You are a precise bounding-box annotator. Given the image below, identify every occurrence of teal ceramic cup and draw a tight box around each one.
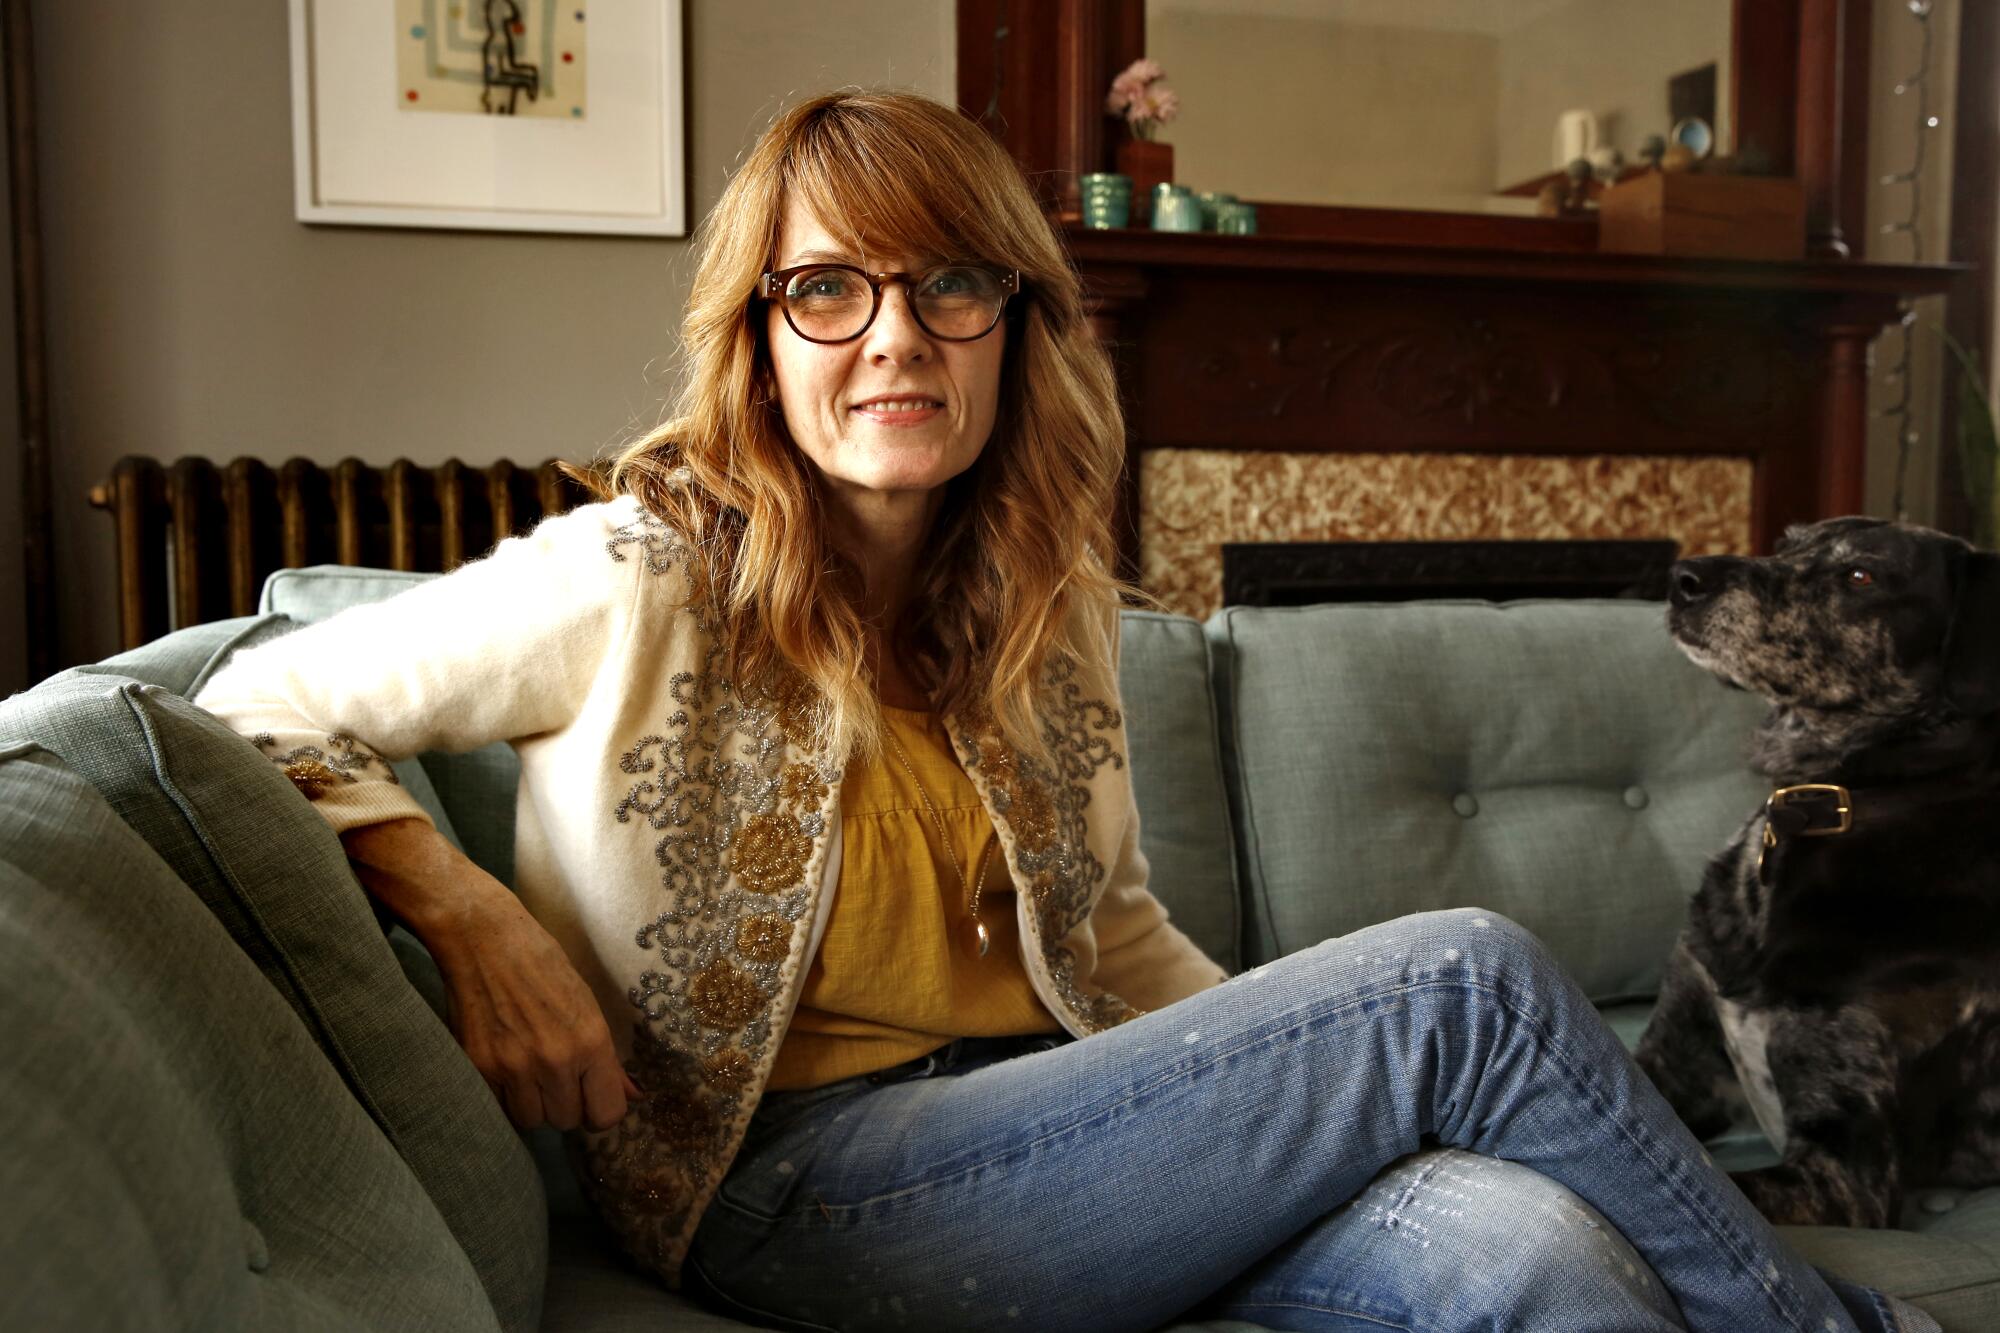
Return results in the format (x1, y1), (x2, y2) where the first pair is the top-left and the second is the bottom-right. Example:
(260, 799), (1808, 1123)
(1196, 191), (1239, 230)
(1151, 184), (1202, 233)
(1080, 172), (1133, 229)
(1215, 201), (1259, 235)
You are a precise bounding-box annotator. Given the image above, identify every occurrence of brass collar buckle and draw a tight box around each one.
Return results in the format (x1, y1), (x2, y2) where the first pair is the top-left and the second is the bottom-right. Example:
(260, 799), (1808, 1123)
(1757, 782), (1853, 883)
(1765, 782), (1854, 837)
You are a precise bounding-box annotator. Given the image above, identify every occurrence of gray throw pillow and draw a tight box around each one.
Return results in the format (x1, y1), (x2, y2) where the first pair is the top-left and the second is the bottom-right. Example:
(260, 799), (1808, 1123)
(0, 678), (546, 1333)
(0, 743), (498, 1332)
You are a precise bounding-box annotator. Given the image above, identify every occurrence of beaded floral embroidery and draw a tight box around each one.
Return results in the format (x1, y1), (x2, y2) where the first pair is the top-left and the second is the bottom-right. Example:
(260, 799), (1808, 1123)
(251, 731), (401, 801)
(604, 503), (693, 574)
(578, 507), (842, 1278)
(952, 653), (1145, 1034)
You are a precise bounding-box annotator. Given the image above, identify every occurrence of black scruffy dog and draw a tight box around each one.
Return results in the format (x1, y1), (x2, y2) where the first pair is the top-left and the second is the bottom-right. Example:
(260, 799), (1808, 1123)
(1635, 516), (2000, 1228)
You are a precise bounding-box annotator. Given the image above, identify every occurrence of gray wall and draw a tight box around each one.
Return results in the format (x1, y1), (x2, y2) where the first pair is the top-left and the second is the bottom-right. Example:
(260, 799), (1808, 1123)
(0, 78), (18, 701)
(33, 0), (952, 674)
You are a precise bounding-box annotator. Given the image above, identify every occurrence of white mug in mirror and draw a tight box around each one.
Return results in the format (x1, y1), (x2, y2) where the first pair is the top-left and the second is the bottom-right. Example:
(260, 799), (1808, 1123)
(1143, 0), (1732, 217)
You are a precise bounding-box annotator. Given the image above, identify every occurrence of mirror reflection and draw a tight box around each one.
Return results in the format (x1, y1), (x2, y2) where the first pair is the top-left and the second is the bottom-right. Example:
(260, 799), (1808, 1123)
(1145, 0), (1733, 216)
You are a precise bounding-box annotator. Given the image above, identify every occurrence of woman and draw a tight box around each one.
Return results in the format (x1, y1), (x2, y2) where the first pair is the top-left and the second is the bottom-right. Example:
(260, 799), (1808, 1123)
(195, 91), (1934, 1333)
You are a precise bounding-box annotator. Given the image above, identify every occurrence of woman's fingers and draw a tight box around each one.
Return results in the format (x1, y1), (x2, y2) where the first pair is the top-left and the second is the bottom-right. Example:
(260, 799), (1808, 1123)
(501, 1006), (610, 1131)
(539, 1066), (585, 1131)
(434, 894), (630, 1132)
(583, 1057), (634, 1132)
(501, 1077), (546, 1131)
(346, 828), (634, 1134)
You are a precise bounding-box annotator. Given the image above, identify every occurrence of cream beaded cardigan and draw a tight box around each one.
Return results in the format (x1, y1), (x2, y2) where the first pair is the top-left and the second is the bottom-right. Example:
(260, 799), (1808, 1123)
(193, 494), (1228, 1289)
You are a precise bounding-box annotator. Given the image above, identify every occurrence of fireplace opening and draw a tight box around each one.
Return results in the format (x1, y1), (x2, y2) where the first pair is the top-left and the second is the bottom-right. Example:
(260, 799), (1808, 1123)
(1221, 539), (1680, 608)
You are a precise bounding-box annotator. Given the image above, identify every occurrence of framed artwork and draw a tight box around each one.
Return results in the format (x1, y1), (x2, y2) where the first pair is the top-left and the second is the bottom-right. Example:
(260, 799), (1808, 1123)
(289, 0), (686, 236)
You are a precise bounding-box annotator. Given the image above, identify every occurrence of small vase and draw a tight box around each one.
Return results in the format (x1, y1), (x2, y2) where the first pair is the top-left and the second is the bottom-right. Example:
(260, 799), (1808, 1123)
(1078, 172), (1132, 229)
(1151, 186), (1202, 233)
(1215, 201), (1259, 236)
(1116, 138), (1174, 224)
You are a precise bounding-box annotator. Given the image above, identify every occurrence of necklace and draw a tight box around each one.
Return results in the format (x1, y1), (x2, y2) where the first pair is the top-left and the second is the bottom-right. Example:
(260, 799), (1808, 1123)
(882, 721), (996, 961)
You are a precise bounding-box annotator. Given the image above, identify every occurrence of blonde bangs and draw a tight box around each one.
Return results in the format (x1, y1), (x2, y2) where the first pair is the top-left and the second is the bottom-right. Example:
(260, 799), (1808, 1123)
(783, 109), (998, 272)
(570, 91), (1130, 766)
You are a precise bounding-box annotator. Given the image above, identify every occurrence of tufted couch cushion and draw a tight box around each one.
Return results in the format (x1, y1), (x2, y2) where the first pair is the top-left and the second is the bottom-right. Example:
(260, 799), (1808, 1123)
(1208, 598), (1769, 999)
(0, 665), (547, 1332)
(1106, 610), (1242, 974)
(0, 743), (499, 1331)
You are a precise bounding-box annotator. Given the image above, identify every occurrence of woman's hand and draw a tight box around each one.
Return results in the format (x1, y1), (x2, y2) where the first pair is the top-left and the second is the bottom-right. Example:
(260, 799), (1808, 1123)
(426, 890), (644, 1132)
(341, 818), (643, 1132)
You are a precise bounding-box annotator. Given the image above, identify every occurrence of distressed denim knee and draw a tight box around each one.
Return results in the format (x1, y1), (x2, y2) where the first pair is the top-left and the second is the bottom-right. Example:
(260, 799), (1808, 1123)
(1406, 1148), (1681, 1328)
(1413, 906), (1549, 968)
(1313, 907), (1565, 998)
(1266, 1147), (1686, 1332)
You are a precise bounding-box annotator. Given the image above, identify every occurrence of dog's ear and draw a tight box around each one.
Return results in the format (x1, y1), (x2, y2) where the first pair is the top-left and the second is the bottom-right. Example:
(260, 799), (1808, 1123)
(1944, 551), (2000, 715)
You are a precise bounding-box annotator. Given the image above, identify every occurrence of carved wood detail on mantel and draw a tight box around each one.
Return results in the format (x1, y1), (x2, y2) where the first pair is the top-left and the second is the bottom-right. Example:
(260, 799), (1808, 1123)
(1172, 316), (1805, 436)
(1183, 318), (1573, 428)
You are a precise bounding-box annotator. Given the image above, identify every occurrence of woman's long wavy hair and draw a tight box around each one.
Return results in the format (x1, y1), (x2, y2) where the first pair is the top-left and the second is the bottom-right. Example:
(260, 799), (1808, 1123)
(572, 90), (1129, 762)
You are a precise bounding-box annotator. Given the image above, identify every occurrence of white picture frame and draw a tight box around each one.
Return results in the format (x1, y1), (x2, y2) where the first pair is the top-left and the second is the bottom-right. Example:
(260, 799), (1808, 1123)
(289, 0), (686, 236)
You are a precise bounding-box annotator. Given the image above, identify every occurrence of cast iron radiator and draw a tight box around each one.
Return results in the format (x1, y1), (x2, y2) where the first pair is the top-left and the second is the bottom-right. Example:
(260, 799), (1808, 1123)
(89, 456), (593, 651)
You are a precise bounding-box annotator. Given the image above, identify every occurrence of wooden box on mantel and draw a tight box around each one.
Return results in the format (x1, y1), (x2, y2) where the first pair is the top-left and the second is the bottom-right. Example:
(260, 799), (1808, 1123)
(1597, 172), (1805, 261)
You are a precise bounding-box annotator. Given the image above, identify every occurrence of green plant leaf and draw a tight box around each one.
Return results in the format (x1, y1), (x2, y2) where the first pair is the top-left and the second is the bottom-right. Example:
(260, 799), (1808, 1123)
(1964, 365), (2000, 548)
(1929, 322), (2000, 546)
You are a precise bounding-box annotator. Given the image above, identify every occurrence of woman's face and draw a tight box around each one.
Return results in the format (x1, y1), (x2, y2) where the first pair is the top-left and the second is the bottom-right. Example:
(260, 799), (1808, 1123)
(764, 199), (1006, 509)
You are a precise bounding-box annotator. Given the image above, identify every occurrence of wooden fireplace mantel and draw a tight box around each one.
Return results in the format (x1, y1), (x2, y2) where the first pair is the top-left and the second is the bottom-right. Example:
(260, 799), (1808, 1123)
(1062, 222), (1963, 580)
(1062, 226), (1961, 300)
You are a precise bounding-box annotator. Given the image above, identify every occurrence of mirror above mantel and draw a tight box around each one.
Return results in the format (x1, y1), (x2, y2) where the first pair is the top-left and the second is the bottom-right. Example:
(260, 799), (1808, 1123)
(1145, 0), (1732, 218)
(958, 0), (1867, 257)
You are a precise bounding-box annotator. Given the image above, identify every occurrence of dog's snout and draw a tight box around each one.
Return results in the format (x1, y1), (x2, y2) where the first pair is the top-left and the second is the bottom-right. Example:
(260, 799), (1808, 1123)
(1670, 557), (1735, 609)
(1671, 565), (1709, 607)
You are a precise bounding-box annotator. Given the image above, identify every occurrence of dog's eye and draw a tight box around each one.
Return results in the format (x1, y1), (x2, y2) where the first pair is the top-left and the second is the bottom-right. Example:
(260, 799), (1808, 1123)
(1846, 567), (1875, 587)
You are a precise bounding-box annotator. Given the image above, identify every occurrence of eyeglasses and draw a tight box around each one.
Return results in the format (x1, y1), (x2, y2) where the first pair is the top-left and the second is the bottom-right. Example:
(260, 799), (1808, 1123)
(759, 263), (1022, 345)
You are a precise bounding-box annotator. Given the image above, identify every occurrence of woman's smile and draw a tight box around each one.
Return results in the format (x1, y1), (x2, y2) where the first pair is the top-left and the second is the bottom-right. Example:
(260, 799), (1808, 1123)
(850, 394), (945, 426)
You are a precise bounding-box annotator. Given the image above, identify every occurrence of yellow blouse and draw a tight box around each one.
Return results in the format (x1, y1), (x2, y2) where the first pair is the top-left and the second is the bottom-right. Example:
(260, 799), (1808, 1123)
(766, 705), (1062, 1091)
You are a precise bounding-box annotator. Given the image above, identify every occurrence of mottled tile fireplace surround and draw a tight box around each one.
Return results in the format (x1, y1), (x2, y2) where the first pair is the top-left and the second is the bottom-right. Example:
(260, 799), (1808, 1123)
(1139, 450), (1751, 619)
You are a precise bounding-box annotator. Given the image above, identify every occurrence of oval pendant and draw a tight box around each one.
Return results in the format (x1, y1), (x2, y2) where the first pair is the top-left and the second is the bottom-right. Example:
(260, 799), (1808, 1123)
(962, 916), (992, 961)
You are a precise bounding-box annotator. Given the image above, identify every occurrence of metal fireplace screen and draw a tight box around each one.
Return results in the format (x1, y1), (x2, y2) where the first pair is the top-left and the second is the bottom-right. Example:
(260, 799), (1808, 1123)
(1220, 540), (1679, 608)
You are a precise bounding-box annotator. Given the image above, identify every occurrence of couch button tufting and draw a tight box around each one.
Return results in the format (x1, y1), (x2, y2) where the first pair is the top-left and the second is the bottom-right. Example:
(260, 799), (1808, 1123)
(1622, 786), (1649, 810)
(244, 1222), (270, 1273)
(1922, 1191), (1958, 1215)
(1451, 793), (1478, 818)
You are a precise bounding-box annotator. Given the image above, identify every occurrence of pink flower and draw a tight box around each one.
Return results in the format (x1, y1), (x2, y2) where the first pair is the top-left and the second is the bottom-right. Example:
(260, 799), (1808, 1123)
(1106, 57), (1169, 116)
(1145, 88), (1180, 125)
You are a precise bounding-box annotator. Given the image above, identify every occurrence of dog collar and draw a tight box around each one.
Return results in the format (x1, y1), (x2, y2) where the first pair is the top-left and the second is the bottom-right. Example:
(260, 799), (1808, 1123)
(1764, 782), (1853, 837)
(1756, 783), (1852, 884)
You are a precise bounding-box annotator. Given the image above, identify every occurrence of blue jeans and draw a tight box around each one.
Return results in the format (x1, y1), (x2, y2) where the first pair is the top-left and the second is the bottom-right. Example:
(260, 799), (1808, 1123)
(685, 909), (1937, 1333)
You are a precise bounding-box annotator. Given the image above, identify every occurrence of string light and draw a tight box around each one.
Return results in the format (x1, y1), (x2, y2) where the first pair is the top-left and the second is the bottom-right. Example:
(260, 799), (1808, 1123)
(1879, 0), (1936, 521)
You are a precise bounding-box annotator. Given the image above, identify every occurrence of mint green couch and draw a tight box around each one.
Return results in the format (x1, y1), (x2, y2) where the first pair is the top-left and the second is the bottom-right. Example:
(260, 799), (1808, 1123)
(1, 567), (1992, 1331)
